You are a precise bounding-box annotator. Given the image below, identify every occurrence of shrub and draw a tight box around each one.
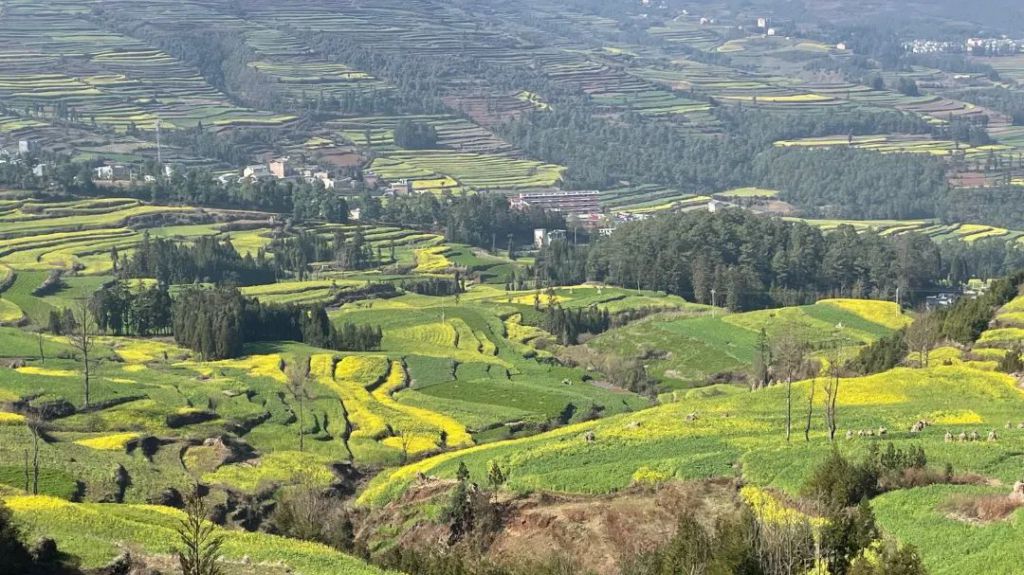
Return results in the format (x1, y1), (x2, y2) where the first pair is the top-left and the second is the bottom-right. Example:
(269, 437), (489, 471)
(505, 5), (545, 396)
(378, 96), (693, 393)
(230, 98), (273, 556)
(996, 345), (1024, 373)
(821, 500), (879, 575)
(848, 540), (928, 575)
(801, 449), (879, 511)
(269, 483), (356, 552)
(848, 331), (907, 375)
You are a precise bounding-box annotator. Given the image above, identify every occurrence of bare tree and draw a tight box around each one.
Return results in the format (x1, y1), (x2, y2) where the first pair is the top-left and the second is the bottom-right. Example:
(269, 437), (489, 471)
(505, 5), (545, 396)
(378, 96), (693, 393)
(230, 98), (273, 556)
(66, 299), (96, 408)
(823, 336), (843, 442)
(773, 329), (809, 442)
(803, 376), (816, 442)
(753, 516), (816, 575)
(904, 311), (941, 368)
(398, 429), (419, 464)
(751, 327), (772, 390)
(26, 417), (44, 495)
(286, 355), (311, 453)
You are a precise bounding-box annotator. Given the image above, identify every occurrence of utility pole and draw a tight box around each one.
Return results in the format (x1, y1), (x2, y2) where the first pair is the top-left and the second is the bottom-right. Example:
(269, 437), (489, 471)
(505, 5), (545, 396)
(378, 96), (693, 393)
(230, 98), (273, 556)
(711, 288), (717, 317)
(896, 287), (901, 310)
(156, 118), (162, 165)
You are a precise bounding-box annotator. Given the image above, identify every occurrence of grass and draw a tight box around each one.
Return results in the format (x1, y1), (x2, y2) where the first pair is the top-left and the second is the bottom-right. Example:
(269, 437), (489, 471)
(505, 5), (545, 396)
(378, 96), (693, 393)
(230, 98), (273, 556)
(203, 451), (337, 492)
(0, 297), (24, 324)
(873, 485), (1024, 575)
(588, 298), (905, 388)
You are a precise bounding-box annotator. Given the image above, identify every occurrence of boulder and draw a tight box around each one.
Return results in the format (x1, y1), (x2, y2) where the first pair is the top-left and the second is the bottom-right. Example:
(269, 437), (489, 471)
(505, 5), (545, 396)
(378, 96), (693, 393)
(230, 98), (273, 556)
(1011, 481), (1024, 503)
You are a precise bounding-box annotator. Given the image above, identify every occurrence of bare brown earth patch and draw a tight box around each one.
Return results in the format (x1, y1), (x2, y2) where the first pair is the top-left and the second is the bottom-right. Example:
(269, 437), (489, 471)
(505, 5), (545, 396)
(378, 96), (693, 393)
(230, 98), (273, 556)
(358, 478), (743, 575)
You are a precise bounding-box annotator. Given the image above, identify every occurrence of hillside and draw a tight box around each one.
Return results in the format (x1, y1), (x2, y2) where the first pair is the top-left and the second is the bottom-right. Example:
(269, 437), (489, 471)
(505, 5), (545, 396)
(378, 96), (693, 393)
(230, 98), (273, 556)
(3, 491), (396, 575)
(4, 0), (1024, 572)
(587, 298), (909, 388)
(361, 361), (1024, 574)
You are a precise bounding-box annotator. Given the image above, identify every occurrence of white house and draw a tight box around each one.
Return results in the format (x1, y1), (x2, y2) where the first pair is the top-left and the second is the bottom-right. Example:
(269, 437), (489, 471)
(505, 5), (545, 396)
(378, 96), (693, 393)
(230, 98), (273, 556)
(242, 164), (272, 180)
(94, 164), (130, 180)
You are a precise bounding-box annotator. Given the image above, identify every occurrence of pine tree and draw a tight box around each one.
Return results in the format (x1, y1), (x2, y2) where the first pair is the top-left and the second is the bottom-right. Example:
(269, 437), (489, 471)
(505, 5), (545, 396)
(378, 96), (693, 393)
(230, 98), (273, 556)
(177, 489), (224, 575)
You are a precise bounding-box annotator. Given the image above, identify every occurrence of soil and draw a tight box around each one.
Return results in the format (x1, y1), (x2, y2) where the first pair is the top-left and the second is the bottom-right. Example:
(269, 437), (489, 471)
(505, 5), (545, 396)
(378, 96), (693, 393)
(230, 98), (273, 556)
(359, 477), (744, 575)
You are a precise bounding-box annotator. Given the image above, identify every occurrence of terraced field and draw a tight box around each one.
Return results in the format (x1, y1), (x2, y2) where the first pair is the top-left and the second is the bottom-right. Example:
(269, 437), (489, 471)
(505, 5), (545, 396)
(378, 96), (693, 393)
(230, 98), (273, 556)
(0, 1), (294, 134)
(775, 134), (1013, 157)
(3, 1), (1024, 572)
(793, 218), (1024, 244)
(333, 115), (512, 155)
(0, 198), (273, 283)
(369, 150), (564, 191)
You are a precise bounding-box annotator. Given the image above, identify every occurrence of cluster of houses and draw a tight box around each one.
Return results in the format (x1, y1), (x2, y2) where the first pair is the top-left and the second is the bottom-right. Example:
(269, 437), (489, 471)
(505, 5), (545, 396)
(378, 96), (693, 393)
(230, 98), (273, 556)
(510, 190), (666, 241)
(0, 140), (48, 177)
(217, 156), (356, 190)
(0, 139), (63, 178)
(93, 163), (174, 183)
(905, 37), (1022, 56)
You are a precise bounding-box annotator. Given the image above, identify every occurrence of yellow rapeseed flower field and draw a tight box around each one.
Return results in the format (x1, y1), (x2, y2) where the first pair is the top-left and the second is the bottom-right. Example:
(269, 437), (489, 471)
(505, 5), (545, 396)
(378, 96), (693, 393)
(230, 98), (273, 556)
(413, 245), (451, 273)
(818, 299), (911, 330)
(0, 411), (26, 425)
(74, 432), (140, 450)
(15, 366), (77, 377)
(741, 485), (825, 528)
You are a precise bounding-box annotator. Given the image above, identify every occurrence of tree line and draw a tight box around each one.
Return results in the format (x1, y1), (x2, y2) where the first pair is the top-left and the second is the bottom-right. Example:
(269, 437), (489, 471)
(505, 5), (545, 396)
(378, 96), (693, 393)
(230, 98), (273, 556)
(355, 192), (566, 250)
(116, 234), (276, 286)
(539, 210), (952, 310)
(171, 286), (382, 360)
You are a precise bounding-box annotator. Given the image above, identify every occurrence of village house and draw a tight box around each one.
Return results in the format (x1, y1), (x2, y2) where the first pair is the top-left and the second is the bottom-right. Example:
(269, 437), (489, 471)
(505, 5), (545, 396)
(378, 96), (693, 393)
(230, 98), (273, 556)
(269, 157), (289, 179)
(94, 164), (130, 181)
(509, 190), (601, 215)
(242, 164), (273, 181)
(533, 228), (567, 249)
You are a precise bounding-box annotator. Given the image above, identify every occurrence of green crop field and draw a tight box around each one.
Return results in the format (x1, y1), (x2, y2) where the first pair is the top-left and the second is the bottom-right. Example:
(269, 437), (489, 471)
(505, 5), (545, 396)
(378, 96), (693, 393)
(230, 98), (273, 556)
(360, 362), (1024, 501)
(588, 299), (908, 387)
